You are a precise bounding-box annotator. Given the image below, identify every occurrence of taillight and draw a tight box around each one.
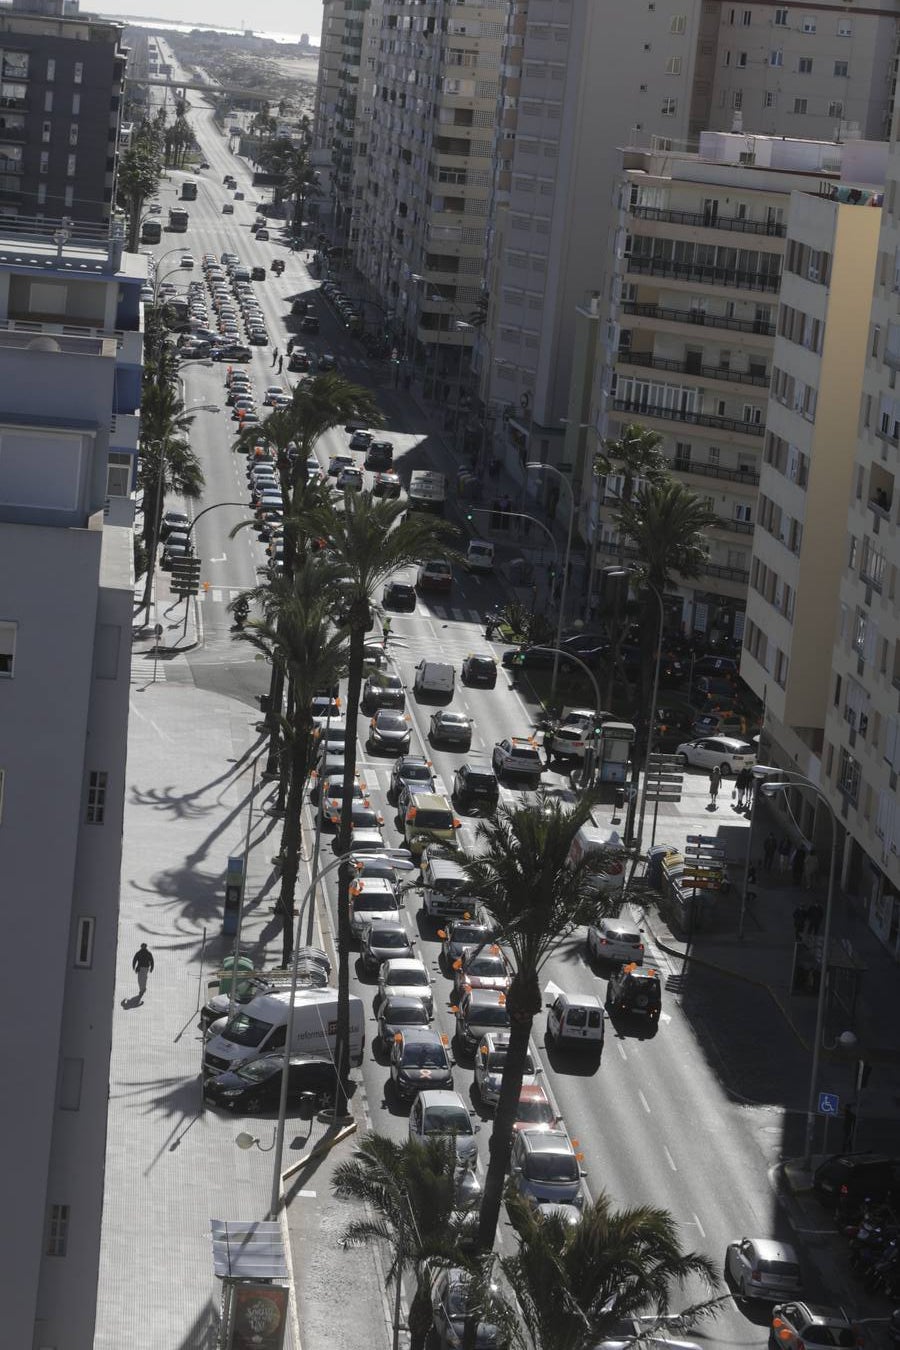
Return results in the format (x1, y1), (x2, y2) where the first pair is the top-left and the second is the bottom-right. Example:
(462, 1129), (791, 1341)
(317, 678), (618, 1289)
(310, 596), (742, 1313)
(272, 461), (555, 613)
(840, 1183), (850, 1197)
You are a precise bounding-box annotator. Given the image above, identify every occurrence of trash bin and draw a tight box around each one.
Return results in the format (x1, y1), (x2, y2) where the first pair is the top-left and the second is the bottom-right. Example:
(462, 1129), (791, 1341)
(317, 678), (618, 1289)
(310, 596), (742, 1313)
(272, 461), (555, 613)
(646, 845), (671, 890)
(219, 955), (254, 996)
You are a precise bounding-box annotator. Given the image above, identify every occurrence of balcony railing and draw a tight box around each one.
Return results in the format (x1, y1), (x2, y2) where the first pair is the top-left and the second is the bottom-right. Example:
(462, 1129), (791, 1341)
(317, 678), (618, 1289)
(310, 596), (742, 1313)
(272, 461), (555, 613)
(631, 204), (787, 237)
(593, 538), (749, 583)
(619, 349), (770, 387)
(715, 516), (755, 535)
(611, 398), (765, 437)
(620, 300), (776, 338)
(624, 255), (781, 292)
(672, 458), (760, 485)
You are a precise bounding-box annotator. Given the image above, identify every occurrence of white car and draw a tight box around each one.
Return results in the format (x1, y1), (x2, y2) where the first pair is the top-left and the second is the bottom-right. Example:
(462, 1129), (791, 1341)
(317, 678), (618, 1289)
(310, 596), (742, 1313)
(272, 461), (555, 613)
(377, 957), (434, 1015)
(348, 877), (401, 941)
(408, 1089), (479, 1163)
(585, 916), (645, 966)
(676, 735), (756, 775)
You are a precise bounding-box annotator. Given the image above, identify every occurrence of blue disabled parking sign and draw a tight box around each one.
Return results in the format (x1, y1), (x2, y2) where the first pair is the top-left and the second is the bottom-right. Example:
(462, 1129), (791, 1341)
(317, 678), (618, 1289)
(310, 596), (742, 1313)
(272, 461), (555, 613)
(818, 1091), (840, 1116)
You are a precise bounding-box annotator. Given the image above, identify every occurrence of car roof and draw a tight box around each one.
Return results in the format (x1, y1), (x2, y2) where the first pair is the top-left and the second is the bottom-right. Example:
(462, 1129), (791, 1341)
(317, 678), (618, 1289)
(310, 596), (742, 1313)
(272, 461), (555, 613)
(383, 957), (427, 974)
(465, 987), (506, 1005)
(418, 1089), (466, 1108)
(744, 1238), (799, 1261)
(556, 990), (603, 1009)
(411, 791), (452, 810)
(519, 1128), (571, 1152)
(381, 994), (428, 1012)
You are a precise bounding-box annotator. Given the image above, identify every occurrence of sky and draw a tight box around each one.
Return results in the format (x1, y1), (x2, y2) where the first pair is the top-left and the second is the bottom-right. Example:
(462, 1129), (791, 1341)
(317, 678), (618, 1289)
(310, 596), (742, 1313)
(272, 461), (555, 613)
(100, 0), (323, 42)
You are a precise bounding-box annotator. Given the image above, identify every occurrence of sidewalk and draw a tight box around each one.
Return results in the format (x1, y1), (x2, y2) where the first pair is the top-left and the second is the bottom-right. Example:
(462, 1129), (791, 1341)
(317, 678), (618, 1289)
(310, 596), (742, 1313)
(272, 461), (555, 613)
(94, 581), (390, 1350)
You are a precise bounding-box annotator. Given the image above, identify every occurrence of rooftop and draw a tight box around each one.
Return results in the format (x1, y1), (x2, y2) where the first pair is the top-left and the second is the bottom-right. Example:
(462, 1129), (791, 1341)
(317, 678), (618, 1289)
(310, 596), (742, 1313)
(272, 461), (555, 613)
(0, 216), (147, 279)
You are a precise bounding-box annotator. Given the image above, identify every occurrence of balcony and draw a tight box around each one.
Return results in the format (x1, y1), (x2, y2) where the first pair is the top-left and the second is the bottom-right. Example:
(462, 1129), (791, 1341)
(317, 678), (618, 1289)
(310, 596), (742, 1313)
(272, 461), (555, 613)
(631, 204), (787, 237)
(611, 398), (765, 437)
(593, 538), (749, 583)
(672, 457), (760, 485)
(621, 300), (775, 338)
(714, 516), (755, 535)
(619, 350), (769, 388)
(624, 256), (781, 292)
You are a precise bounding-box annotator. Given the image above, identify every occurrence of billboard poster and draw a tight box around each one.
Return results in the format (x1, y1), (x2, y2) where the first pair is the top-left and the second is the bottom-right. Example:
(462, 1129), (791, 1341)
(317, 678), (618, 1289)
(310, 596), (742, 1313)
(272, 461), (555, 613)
(229, 1283), (289, 1350)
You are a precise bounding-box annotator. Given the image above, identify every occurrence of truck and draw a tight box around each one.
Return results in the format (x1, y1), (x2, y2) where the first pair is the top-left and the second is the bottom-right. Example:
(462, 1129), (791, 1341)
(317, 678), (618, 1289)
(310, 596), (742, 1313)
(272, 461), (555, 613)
(181, 179), (198, 201)
(407, 469), (447, 515)
(168, 206), (189, 233)
(140, 218), (162, 244)
(567, 823), (626, 897)
(202, 986), (365, 1078)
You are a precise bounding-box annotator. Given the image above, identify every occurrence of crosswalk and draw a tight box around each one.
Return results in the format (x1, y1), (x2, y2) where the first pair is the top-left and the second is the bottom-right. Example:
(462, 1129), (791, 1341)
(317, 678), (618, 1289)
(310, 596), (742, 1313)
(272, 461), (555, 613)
(195, 590), (486, 630)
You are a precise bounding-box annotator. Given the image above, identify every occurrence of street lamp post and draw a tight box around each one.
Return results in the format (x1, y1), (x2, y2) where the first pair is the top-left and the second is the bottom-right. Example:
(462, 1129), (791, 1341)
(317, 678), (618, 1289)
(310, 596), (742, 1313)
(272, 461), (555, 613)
(525, 462), (575, 700)
(758, 774), (839, 1169)
(615, 573), (664, 858)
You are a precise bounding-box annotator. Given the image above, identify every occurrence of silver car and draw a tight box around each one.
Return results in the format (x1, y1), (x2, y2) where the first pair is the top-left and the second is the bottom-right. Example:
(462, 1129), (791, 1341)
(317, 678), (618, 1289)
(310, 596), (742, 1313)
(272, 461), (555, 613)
(725, 1237), (802, 1301)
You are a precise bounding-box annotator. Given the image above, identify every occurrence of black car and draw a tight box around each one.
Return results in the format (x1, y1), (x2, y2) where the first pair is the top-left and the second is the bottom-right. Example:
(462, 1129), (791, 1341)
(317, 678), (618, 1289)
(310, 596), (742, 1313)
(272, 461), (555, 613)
(383, 581), (417, 612)
(461, 654), (498, 688)
(300, 314), (320, 333)
(361, 672), (406, 713)
(605, 964), (661, 1021)
(251, 265), (266, 281)
(204, 1054), (338, 1112)
(288, 350), (310, 372)
(377, 993), (432, 1053)
(388, 755), (434, 804)
(813, 1154), (900, 1212)
(452, 762), (500, 814)
(389, 1028), (454, 1100)
(365, 440), (394, 471)
(160, 510), (190, 539)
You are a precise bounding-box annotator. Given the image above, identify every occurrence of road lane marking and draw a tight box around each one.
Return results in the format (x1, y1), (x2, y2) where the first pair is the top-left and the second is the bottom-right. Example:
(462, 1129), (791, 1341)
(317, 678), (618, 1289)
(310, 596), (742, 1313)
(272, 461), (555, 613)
(616, 1039), (627, 1061)
(637, 1090), (651, 1113)
(663, 1146), (677, 1172)
(692, 1213), (706, 1238)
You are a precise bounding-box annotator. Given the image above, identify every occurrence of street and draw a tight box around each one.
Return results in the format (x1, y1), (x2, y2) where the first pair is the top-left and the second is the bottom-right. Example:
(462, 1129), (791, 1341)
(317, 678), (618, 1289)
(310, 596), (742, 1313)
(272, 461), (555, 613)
(133, 46), (865, 1350)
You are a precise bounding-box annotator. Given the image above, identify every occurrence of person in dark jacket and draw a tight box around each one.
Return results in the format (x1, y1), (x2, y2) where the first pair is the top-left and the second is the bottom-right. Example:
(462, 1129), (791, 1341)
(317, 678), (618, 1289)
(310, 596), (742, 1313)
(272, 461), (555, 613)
(132, 943), (154, 999)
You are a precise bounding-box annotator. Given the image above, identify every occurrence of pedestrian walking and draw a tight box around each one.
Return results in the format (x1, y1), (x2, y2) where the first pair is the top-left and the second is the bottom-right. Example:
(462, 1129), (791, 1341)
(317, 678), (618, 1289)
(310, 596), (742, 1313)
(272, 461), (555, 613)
(132, 943), (154, 999)
(271, 346), (279, 367)
(381, 616), (392, 647)
(802, 850), (819, 892)
(777, 836), (792, 876)
(277, 355), (284, 374)
(708, 764), (722, 806)
(763, 831), (777, 872)
(733, 766), (750, 809)
(791, 844), (806, 887)
(806, 900), (824, 935)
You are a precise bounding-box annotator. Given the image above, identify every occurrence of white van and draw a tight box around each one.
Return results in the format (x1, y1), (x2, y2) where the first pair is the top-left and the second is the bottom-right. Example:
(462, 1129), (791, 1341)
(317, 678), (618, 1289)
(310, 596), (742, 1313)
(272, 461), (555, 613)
(414, 660), (455, 697)
(465, 539), (495, 573)
(203, 987), (364, 1078)
(420, 848), (481, 923)
(545, 989), (605, 1054)
(567, 823), (626, 896)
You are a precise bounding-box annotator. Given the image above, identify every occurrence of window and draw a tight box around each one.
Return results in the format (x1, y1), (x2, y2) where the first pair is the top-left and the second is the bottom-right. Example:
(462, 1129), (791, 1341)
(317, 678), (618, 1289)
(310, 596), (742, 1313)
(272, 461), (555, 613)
(0, 621), (15, 677)
(666, 55), (682, 74)
(723, 49), (731, 65)
(661, 97), (677, 116)
(732, 90), (743, 109)
(64, 185), (74, 208)
(837, 18), (852, 36)
(798, 57), (813, 73)
(764, 91), (776, 108)
(74, 916), (95, 968)
(670, 14), (686, 33)
(44, 90), (53, 113)
(72, 92), (80, 115)
(742, 9), (752, 24)
(738, 50), (748, 66)
(86, 770), (108, 824)
(837, 747), (861, 801)
(829, 101), (844, 119)
(73, 61), (83, 84)
(774, 648), (789, 687)
(46, 57), (55, 81)
(802, 15), (816, 31)
(770, 49), (783, 66)
(39, 150), (48, 174)
(793, 98), (807, 115)
(66, 154), (76, 176)
(41, 119), (51, 142)
(774, 7), (788, 23)
(47, 1204), (70, 1257)
(734, 502), (752, 522)
(834, 60), (848, 78)
(36, 183), (46, 205)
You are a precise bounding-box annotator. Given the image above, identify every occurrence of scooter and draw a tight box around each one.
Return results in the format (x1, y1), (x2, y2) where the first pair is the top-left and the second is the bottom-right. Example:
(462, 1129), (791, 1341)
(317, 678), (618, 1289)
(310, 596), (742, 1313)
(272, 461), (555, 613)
(233, 598), (249, 629)
(485, 607), (502, 641)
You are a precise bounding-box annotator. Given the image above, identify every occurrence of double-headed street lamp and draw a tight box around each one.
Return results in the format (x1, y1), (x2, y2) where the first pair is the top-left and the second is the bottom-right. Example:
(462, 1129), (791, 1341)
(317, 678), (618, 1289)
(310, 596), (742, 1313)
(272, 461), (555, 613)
(525, 461), (575, 700)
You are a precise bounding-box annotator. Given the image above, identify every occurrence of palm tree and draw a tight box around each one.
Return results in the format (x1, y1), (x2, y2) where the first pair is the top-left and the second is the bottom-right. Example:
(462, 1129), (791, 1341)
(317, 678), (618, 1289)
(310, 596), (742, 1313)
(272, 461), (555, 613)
(614, 480), (716, 710)
(332, 1132), (475, 1350)
(500, 1190), (722, 1350)
(292, 492), (458, 1113)
(450, 794), (620, 1253)
(136, 384), (203, 612)
(234, 561), (348, 964)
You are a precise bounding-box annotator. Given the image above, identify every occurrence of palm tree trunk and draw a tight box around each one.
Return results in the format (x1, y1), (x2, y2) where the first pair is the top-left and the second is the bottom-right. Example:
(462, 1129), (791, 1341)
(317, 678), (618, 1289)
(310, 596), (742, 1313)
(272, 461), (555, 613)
(476, 986), (537, 1250)
(277, 724), (308, 967)
(334, 612), (366, 1116)
(277, 675), (295, 814)
(408, 1278), (433, 1350)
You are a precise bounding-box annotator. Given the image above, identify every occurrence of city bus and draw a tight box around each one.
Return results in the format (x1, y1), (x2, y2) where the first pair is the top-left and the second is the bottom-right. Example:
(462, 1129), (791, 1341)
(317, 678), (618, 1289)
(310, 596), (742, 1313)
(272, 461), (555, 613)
(140, 218), (162, 244)
(181, 179), (198, 201)
(407, 470), (447, 516)
(168, 206), (189, 233)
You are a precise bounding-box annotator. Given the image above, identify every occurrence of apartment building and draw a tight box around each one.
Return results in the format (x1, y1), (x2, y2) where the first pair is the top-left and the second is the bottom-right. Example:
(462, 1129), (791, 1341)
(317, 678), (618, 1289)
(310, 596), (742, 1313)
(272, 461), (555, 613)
(0, 216), (145, 1346)
(741, 160), (883, 751)
(821, 125), (900, 953)
(346, 0), (507, 392)
(311, 0), (371, 245)
(708, 0), (900, 143)
(593, 132), (877, 638)
(0, 0), (127, 226)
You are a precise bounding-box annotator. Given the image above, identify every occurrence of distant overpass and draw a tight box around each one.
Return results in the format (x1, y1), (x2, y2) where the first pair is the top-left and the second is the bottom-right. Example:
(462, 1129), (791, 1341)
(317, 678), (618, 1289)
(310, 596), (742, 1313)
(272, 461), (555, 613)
(125, 73), (269, 102)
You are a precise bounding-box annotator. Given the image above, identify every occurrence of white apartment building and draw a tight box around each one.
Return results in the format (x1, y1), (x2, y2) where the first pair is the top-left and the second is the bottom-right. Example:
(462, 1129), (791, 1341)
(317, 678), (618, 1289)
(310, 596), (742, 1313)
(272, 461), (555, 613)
(0, 219), (145, 1346)
(350, 0), (507, 393)
(708, 0), (900, 143)
(595, 132), (873, 638)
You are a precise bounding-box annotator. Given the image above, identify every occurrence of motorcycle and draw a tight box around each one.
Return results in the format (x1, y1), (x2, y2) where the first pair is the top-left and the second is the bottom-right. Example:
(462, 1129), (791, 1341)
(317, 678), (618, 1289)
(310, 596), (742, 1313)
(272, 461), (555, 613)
(485, 607), (502, 641)
(233, 598), (250, 629)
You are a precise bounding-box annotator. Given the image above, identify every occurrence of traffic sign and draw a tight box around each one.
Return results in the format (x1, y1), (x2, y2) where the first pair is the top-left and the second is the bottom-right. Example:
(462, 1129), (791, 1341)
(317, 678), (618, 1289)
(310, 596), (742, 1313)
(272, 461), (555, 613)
(818, 1091), (840, 1116)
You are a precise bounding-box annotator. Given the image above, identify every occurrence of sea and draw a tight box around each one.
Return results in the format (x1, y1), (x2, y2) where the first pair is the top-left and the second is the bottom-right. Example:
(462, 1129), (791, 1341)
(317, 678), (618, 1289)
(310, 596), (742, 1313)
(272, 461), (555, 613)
(101, 14), (317, 47)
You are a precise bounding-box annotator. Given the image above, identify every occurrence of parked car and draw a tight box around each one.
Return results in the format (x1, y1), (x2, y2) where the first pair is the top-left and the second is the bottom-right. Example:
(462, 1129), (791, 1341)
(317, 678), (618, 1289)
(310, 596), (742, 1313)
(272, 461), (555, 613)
(453, 988), (510, 1052)
(378, 956), (434, 1016)
(429, 1266), (499, 1350)
(203, 1053), (337, 1112)
(360, 921), (415, 976)
(725, 1237), (802, 1301)
(377, 994), (432, 1053)
(473, 1031), (539, 1110)
(813, 1153), (900, 1211)
(769, 1303), (860, 1349)
(676, 736), (756, 775)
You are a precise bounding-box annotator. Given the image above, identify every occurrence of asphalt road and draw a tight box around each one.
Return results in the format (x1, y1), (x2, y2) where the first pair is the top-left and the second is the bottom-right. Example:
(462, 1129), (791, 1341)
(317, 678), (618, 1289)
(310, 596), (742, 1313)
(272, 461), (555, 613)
(151, 67), (799, 1350)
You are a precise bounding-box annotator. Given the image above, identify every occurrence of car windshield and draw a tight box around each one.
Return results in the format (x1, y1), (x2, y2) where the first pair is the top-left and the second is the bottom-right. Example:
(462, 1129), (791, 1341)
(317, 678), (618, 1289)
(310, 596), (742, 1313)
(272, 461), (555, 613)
(414, 810), (454, 830)
(516, 1098), (554, 1124)
(442, 714), (468, 727)
(486, 1049), (533, 1074)
(389, 969), (428, 988)
(466, 773), (495, 789)
(222, 1012), (271, 1047)
(392, 585), (414, 598)
(526, 1152), (578, 1182)
(469, 1005), (509, 1027)
(404, 1043), (447, 1068)
(355, 896), (398, 913)
(758, 1260), (800, 1277)
(451, 925), (491, 947)
(385, 1004), (428, 1026)
(470, 658), (494, 672)
(467, 955), (505, 976)
(607, 928), (641, 945)
(235, 1059), (278, 1083)
(424, 1106), (472, 1135)
(378, 714), (407, 731)
(402, 763), (432, 782)
(371, 929), (408, 948)
(512, 749), (542, 764)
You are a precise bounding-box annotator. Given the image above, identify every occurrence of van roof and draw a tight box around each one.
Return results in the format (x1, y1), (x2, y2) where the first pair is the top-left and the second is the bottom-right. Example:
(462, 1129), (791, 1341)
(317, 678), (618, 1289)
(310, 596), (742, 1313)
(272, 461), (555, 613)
(411, 792), (453, 813)
(242, 987), (341, 1017)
